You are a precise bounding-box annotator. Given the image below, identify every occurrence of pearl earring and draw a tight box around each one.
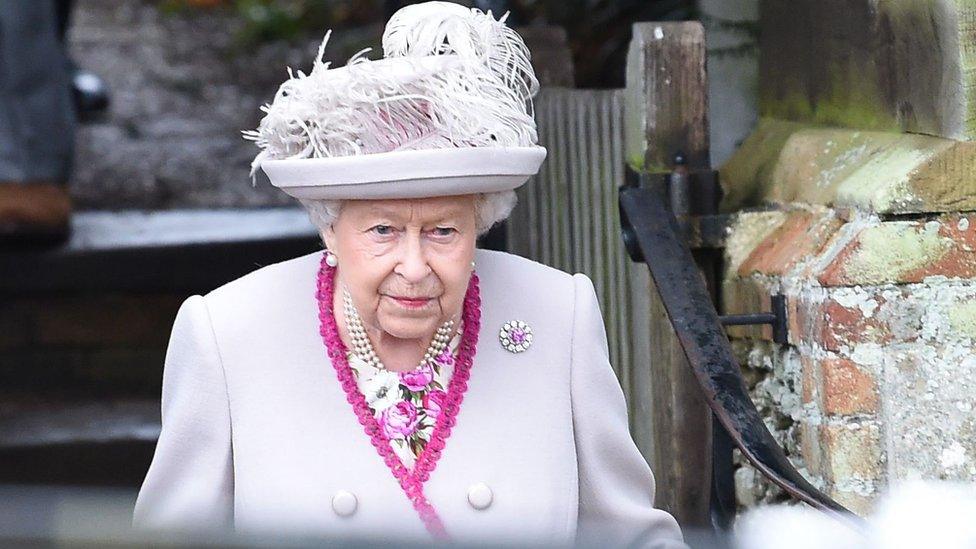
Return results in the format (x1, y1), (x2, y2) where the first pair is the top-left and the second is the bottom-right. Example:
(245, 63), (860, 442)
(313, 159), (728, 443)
(326, 250), (338, 267)
(471, 260), (476, 270)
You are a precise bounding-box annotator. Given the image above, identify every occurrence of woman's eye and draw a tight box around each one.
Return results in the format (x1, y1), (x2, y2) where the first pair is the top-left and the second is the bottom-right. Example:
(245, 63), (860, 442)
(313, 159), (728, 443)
(431, 227), (457, 237)
(370, 225), (394, 236)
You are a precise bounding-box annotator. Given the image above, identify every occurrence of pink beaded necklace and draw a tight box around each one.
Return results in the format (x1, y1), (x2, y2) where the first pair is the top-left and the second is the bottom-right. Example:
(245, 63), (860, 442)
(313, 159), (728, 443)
(315, 253), (481, 540)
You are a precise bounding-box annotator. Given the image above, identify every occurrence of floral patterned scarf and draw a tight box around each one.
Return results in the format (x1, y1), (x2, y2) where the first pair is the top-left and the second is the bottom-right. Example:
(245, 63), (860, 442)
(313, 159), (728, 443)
(347, 332), (460, 469)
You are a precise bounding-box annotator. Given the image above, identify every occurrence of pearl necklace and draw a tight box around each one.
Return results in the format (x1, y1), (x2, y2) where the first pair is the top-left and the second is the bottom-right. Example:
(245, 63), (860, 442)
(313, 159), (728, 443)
(341, 285), (455, 371)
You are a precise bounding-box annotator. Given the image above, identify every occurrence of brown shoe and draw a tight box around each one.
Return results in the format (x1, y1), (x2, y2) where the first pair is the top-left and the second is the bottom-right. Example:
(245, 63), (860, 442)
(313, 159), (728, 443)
(0, 182), (72, 247)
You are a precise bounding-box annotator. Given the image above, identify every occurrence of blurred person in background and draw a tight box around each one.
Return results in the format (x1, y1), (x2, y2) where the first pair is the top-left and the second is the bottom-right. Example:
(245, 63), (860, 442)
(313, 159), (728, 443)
(0, 0), (108, 246)
(56, 0), (110, 119)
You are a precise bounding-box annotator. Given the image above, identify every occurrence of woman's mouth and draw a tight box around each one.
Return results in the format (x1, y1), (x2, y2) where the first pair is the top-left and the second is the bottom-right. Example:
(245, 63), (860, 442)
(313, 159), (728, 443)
(388, 296), (434, 309)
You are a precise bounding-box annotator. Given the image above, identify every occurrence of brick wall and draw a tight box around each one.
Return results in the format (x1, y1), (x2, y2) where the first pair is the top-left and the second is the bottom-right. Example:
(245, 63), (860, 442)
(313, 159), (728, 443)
(723, 208), (976, 514)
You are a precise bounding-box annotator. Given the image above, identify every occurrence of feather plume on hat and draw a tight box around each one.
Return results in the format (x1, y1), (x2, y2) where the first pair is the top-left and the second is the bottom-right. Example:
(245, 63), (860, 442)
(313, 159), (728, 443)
(244, 1), (547, 200)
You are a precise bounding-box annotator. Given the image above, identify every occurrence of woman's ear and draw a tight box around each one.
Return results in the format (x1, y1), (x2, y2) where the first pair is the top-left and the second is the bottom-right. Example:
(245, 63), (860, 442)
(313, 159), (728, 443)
(322, 224), (337, 252)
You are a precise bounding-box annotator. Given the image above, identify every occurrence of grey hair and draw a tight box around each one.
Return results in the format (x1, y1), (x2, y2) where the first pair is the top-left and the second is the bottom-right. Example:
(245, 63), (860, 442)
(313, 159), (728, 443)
(299, 191), (517, 237)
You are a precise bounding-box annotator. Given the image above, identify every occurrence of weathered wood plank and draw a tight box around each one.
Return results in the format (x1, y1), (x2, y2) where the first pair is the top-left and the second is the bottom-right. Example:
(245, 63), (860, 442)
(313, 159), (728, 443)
(625, 24), (710, 172)
(624, 21), (713, 528)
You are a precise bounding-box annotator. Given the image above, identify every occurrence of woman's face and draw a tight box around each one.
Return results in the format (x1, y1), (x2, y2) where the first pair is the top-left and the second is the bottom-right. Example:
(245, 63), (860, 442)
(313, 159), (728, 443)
(324, 195), (478, 341)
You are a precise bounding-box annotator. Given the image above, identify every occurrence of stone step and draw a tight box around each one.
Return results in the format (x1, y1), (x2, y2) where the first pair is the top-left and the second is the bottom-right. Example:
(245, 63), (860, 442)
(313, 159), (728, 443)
(1, 208), (321, 293)
(0, 398), (159, 449)
(0, 398), (160, 487)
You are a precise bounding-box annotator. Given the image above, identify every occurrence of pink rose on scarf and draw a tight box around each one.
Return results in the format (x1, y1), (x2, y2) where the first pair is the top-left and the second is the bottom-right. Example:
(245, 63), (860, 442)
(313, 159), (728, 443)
(399, 361), (435, 391)
(423, 389), (448, 422)
(434, 349), (454, 369)
(380, 401), (420, 439)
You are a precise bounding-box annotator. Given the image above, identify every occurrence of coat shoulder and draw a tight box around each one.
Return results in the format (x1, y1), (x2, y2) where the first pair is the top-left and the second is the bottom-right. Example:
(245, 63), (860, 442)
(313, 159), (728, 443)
(474, 249), (574, 290)
(204, 250), (323, 317)
(473, 249), (578, 320)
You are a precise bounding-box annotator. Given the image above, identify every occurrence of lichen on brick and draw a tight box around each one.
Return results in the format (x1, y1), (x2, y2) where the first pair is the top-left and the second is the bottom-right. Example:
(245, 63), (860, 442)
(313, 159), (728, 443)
(841, 223), (951, 284)
(830, 287), (879, 318)
(947, 300), (976, 339)
(725, 211), (788, 274)
(721, 124), (976, 215)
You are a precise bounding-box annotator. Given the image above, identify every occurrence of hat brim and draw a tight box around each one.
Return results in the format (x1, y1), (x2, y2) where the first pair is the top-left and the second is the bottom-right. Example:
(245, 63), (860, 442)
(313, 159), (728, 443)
(261, 146), (547, 200)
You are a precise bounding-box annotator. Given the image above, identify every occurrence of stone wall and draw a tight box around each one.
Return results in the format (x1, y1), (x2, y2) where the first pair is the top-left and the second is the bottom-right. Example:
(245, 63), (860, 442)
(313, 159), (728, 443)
(699, 0), (759, 166)
(0, 1), (347, 487)
(722, 0), (976, 516)
(758, 0), (976, 141)
(67, 0), (380, 209)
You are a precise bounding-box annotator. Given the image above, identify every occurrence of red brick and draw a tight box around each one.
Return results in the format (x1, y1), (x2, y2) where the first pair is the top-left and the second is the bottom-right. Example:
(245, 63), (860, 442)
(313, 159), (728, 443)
(738, 211), (843, 277)
(821, 358), (878, 415)
(787, 291), (803, 343)
(830, 489), (876, 517)
(786, 291), (826, 346)
(817, 296), (893, 351)
(798, 420), (825, 478)
(821, 422), (883, 482)
(903, 213), (976, 280)
(800, 354), (818, 406)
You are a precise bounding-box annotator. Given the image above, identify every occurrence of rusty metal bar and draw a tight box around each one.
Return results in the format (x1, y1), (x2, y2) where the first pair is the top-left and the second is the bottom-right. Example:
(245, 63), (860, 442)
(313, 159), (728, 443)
(619, 168), (859, 522)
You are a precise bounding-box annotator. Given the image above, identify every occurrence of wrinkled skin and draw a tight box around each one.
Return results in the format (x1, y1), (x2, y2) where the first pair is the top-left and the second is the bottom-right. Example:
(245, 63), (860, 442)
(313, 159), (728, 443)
(323, 195), (477, 372)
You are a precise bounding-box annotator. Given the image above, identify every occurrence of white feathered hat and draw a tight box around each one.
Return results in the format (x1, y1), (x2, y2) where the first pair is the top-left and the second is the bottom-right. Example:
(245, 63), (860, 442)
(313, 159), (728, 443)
(245, 1), (547, 200)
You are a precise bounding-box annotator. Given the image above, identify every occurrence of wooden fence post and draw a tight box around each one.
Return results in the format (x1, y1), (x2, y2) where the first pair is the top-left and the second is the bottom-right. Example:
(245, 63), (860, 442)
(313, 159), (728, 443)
(624, 21), (713, 528)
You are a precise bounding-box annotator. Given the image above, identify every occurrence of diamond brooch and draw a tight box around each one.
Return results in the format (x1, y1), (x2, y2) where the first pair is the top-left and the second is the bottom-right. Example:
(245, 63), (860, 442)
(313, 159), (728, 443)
(499, 320), (532, 353)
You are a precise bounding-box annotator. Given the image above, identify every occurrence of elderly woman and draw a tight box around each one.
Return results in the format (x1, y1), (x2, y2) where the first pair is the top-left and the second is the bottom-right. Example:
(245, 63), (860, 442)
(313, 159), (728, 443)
(133, 3), (685, 547)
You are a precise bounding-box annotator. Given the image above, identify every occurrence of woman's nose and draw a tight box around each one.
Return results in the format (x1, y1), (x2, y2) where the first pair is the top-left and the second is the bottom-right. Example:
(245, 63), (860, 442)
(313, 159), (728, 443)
(395, 234), (432, 282)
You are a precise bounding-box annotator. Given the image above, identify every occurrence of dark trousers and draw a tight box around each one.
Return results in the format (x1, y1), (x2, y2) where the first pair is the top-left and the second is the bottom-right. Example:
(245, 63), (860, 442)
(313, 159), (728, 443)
(0, 0), (75, 183)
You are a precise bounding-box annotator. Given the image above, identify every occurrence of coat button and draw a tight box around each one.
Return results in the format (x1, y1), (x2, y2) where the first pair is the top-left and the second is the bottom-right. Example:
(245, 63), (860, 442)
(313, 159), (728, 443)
(332, 490), (358, 517)
(467, 482), (493, 510)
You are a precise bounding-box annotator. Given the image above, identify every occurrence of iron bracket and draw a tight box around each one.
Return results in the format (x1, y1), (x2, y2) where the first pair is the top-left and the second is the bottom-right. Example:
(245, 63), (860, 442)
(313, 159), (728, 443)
(621, 162), (790, 345)
(719, 294), (789, 345)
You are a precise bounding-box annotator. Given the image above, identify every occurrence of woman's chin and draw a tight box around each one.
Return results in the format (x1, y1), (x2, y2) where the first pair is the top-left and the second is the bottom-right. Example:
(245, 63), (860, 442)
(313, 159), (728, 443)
(381, 325), (437, 341)
(376, 315), (440, 341)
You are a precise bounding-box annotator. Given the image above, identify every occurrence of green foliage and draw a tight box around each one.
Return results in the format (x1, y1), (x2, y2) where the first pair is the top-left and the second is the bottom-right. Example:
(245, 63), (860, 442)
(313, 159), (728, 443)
(233, 0), (333, 45)
(158, 0), (380, 47)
